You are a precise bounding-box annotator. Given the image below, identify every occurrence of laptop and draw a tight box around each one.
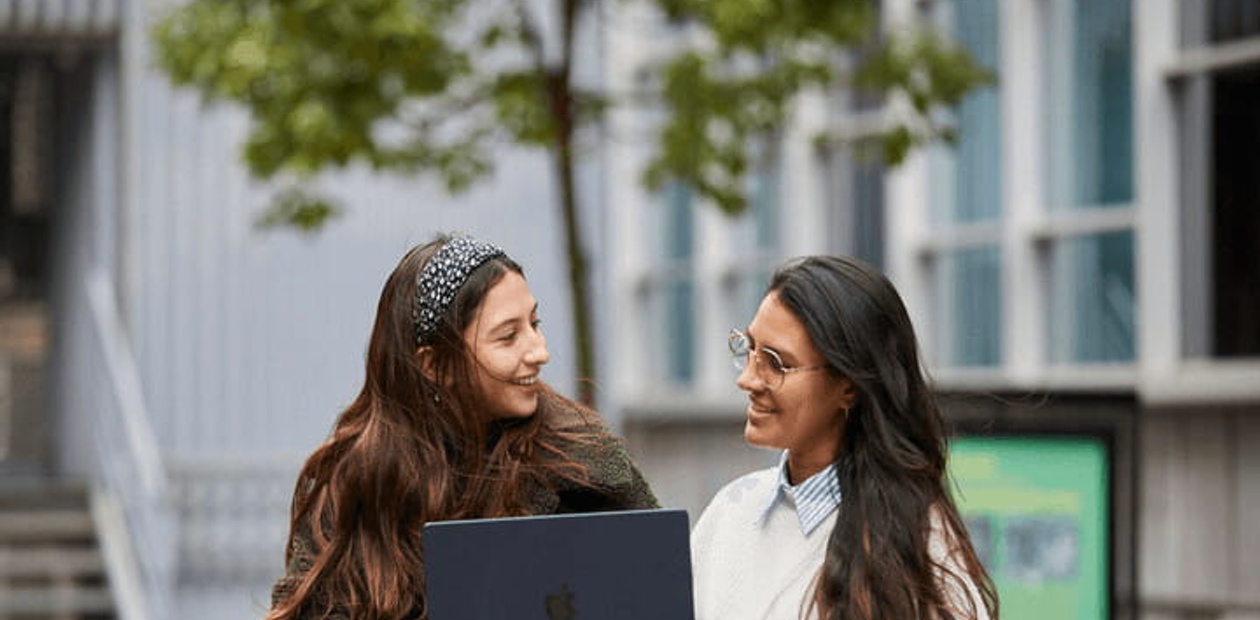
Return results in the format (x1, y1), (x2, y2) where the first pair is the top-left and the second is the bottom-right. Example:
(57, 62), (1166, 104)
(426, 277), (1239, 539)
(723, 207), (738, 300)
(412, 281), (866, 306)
(423, 508), (695, 620)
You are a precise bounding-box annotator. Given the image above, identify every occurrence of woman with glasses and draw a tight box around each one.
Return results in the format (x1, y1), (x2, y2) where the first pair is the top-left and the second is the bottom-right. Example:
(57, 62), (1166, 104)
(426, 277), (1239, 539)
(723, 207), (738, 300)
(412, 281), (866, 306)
(266, 234), (658, 620)
(691, 255), (998, 620)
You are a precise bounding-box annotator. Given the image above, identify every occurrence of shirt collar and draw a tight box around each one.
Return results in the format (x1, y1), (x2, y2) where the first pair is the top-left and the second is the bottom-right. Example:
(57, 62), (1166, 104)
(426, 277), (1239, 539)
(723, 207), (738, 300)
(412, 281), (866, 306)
(757, 452), (842, 536)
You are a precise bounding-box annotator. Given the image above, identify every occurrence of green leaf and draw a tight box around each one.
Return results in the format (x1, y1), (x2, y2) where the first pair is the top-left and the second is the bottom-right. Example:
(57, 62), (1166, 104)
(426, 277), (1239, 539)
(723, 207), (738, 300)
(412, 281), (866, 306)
(254, 187), (343, 232)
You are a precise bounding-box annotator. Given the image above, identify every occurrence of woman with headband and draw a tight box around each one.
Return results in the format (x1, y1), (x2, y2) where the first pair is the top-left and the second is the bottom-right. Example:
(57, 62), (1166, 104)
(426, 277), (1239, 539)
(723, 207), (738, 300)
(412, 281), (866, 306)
(265, 234), (658, 620)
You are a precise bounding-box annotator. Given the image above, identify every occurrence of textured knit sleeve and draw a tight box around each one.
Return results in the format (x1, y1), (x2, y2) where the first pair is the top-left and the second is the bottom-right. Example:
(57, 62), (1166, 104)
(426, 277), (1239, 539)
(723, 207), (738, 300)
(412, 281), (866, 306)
(560, 430), (660, 511)
(268, 515), (350, 620)
(535, 395), (660, 513)
(269, 527), (311, 610)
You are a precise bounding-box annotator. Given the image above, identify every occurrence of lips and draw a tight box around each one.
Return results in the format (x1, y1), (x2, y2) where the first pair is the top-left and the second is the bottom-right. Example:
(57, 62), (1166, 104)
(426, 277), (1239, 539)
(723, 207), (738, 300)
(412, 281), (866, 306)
(510, 376), (539, 386)
(747, 400), (775, 415)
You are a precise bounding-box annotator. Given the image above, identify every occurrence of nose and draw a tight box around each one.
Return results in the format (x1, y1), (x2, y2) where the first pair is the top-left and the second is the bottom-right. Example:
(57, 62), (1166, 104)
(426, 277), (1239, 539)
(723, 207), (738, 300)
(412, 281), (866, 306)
(734, 356), (763, 393)
(524, 330), (550, 366)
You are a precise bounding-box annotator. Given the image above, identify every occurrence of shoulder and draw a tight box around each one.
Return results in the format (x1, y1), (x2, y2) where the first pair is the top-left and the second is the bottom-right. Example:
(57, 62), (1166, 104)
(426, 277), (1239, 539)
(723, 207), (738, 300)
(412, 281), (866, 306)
(538, 388), (608, 433)
(691, 466), (778, 572)
(714, 466), (778, 504)
(926, 505), (965, 564)
(530, 388), (659, 511)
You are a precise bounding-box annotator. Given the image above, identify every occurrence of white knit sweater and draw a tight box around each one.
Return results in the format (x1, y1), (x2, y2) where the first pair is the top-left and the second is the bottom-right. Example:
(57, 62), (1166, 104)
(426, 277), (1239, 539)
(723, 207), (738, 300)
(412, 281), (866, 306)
(690, 466), (992, 620)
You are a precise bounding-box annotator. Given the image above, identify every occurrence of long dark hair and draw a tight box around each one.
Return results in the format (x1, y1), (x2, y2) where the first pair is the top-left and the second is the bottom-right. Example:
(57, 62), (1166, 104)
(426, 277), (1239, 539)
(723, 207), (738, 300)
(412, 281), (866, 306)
(267, 235), (599, 620)
(767, 255), (998, 620)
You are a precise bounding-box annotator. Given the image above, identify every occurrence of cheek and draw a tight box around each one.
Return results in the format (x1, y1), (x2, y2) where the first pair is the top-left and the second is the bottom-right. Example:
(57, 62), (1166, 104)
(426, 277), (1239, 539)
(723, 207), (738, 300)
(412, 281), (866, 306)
(483, 349), (518, 377)
(784, 391), (837, 434)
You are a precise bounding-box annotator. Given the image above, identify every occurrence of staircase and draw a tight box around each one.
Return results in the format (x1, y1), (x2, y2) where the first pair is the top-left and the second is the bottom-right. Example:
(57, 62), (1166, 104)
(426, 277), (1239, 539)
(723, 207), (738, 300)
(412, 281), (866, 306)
(0, 480), (114, 619)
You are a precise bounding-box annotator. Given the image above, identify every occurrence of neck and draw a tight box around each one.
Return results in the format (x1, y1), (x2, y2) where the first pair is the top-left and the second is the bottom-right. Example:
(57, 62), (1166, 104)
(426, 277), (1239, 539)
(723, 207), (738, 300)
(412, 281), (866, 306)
(785, 452), (834, 486)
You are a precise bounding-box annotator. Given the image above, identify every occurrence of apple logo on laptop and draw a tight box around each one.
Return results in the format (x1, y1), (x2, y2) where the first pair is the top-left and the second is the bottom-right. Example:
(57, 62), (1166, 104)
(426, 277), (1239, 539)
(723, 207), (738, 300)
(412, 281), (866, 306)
(544, 584), (575, 620)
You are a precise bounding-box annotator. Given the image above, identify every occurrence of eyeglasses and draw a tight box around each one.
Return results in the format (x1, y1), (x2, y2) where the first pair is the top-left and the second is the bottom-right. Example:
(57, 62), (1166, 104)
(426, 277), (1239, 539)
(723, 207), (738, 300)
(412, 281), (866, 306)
(728, 328), (829, 390)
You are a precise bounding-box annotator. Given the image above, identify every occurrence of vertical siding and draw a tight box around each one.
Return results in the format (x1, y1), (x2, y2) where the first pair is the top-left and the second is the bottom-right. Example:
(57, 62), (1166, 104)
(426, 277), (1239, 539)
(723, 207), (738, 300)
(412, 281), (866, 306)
(1235, 415), (1260, 601)
(1140, 409), (1260, 612)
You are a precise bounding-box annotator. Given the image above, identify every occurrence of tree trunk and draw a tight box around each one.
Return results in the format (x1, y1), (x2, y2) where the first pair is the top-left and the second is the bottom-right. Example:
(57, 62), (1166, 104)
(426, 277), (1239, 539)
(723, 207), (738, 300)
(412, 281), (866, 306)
(551, 0), (595, 406)
(554, 114), (595, 406)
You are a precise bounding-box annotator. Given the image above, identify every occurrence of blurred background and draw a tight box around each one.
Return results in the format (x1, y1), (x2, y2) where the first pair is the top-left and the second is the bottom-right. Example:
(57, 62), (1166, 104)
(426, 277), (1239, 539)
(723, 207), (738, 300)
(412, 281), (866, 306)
(0, 0), (1257, 620)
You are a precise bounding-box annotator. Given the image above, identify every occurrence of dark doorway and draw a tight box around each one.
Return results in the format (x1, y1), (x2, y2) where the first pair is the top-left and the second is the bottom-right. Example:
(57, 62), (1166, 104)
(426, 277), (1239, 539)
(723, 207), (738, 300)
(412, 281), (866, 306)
(0, 55), (56, 473)
(1211, 66), (1260, 357)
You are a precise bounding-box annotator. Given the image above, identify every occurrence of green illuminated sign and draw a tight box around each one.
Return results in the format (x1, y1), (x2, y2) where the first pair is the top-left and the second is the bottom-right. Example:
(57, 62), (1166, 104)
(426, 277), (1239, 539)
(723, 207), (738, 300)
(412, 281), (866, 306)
(949, 436), (1109, 620)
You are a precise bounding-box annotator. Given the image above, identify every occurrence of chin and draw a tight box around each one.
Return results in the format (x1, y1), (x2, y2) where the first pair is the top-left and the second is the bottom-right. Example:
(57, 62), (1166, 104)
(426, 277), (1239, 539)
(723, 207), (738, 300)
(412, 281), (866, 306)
(743, 424), (771, 449)
(500, 395), (540, 419)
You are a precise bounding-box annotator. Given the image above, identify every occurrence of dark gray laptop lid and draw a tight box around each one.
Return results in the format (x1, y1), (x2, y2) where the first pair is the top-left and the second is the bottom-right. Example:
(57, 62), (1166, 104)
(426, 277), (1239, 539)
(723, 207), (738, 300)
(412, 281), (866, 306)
(423, 508), (694, 620)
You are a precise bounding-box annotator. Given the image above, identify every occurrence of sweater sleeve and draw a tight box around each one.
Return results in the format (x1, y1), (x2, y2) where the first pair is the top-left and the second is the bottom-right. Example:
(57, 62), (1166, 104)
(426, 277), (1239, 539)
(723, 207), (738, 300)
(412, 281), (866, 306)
(536, 399), (660, 513)
(267, 521), (352, 620)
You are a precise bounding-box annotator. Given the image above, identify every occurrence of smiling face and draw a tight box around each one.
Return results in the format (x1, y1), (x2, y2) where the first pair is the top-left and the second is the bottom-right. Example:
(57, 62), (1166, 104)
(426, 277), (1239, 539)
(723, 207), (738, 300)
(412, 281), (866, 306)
(737, 292), (855, 483)
(463, 271), (550, 419)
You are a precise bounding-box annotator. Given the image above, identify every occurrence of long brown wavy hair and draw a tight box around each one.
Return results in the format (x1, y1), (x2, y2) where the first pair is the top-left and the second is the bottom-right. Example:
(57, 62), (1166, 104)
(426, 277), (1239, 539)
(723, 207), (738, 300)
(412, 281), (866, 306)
(266, 235), (602, 620)
(767, 256), (999, 620)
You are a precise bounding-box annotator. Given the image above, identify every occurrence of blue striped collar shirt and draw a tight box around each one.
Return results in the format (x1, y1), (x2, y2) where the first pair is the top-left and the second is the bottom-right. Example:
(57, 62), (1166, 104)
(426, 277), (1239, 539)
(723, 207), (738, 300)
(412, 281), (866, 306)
(757, 452), (842, 536)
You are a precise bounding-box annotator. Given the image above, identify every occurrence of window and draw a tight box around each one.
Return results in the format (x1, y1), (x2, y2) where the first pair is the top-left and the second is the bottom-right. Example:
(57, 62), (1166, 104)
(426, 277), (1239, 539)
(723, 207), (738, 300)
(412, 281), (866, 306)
(937, 0), (1002, 226)
(1048, 232), (1136, 364)
(1043, 0), (1136, 364)
(655, 182), (696, 385)
(939, 246), (1002, 366)
(1045, 0), (1133, 211)
(824, 2), (887, 271)
(927, 0), (1003, 368)
(1171, 0), (1260, 358)
(825, 116), (885, 270)
(913, 0), (1137, 374)
(724, 136), (783, 344)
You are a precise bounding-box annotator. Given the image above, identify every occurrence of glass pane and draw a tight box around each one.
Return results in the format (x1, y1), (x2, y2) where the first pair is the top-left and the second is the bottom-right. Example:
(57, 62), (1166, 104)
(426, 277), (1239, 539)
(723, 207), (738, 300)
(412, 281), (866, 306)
(664, 182), (694, 260)
(1047, 0), (1132, 209)
(938, 246), (1002, 366)
(664, 276), (696, 383)
(936, 0), (1002, 225)
(853, 157), (886, 271)
(658, 182), (696, 384)
(1211, 0), (1260, 42)
(728, 268), (773, 337)
(748, 165), (778, 252)
(828, 144), (886, 270)
(733, 146), (780, 328)
(1049, 232), (1136, 363)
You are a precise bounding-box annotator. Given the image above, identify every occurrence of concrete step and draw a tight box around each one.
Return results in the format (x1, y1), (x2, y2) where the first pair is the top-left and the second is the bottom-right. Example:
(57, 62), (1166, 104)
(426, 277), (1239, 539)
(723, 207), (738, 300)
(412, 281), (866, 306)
(0, 547), (104, 578)
(0, 584), (113, 617)
(0, 509), (94, 541)
(0, 480), (90, 510)
(0, 479), (113, 618)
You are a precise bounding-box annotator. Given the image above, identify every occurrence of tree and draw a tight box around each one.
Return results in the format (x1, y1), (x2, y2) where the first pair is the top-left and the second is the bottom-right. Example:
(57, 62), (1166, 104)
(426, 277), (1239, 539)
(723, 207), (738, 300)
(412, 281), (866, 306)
(152, 0), (990, 405)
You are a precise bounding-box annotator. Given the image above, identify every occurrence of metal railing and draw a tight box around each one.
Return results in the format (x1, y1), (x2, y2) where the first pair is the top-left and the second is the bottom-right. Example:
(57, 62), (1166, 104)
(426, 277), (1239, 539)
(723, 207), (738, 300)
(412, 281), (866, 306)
(78, 268), (175, 620)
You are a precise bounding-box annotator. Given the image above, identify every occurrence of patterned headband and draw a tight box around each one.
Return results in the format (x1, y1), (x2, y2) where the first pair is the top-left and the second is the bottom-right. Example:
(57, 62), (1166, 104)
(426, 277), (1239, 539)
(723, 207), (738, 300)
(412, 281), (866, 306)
(412, 236), (507, 346)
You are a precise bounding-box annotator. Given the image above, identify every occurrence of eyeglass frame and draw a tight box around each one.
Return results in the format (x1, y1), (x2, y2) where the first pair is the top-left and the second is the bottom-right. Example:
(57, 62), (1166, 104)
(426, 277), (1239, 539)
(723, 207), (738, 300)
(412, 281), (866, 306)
(728, 328), (830, 389)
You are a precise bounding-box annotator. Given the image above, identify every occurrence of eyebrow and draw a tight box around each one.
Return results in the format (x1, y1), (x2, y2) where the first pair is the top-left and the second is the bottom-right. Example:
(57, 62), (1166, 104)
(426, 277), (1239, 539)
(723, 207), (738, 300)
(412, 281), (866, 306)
(748, 333), (796, 364)
(486, 302), (539, 334)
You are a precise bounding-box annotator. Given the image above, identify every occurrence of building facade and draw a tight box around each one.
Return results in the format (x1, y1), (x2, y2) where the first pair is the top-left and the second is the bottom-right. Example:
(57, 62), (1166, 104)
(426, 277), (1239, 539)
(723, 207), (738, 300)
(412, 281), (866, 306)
(605, 1), (1260, 619)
